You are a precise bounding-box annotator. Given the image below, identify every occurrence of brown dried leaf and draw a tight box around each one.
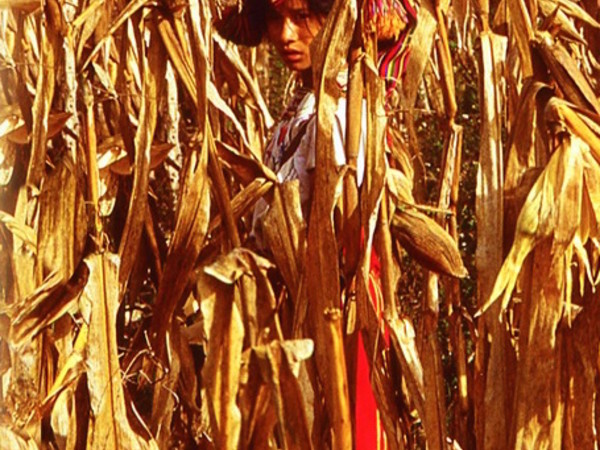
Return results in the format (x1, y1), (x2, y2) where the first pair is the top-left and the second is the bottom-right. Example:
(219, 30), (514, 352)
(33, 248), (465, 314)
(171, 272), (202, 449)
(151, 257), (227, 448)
(80, 0), (151, 70)
(25, 0), (62, 188)
(0, 426), (38, 450)
(263, 181), (306, 305)
(505, 81), (553, 191)
(534, 32), (600, 114)
(41, 324), (88, 418)
(81, 253), (157, 449)
(254, 340), (314, 450)
(9, 264), (88, 346)
(0, 0), (38, 11)
(214, 35), (274, 129)
(198, 270), (244, 449)
(36, 159), (86, 280)
(108, 143), (175, 175)
(208, 177), (274, 238)
(303, 0), (357, 444)
(215, 139), (276, 185)
(118, 23), (165, 289)
(481, 132), (588, 314)
(7, 112), (72, 145)
(0, 211), (36, 251)
(147, 131), (211, 382)
(156, 14), (250, 146)
(0, 109), (24, 138)
(400, 0), (438, 108)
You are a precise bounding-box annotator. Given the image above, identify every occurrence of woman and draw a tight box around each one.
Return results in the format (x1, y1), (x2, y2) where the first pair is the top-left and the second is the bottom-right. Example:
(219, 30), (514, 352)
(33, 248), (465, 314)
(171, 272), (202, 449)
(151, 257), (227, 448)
(217, 1), (415, 448)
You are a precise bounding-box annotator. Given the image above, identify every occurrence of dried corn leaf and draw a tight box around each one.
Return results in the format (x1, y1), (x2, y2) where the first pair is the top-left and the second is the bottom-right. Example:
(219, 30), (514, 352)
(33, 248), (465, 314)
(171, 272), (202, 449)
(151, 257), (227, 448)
(254, 340), (314, 450)
(482, 131), (592, 314)
(36, 159), (86, 280)
(80, 0), (150, 70)
(118, 22), (164, 289)
(507, 0), (535, 77)
(198, 269), (244, 449)
(0, 109), (24, 138)
(156, 15), (250, 146)
(81, 253), (156, 449)
(0, 140), (14, 186)
(216, 139), (276, 184)
(208, 177), (274, 237)
(535, 32), (600, 114)
(26, 10), (58, 187)
(148, 138), (211, 358)
(98, 169), (119, 217)
(0, 211), (36, 251)
(0, 0), (39, 12)
(0, 427), (38, 450)
(539, 0), (600, 35)
(304, 0), (357, 443)
(40, 323), (88, 417)
(214, 34), (274, 129)
(50, 385), (79, 450)
(9, 264), (88, 346)
(400, 0), (437, 107)
(510, 239), (565, 449)
(505, 81), (553, 191)
(109, 143), (174, 175)
(263, 181), (306, 304)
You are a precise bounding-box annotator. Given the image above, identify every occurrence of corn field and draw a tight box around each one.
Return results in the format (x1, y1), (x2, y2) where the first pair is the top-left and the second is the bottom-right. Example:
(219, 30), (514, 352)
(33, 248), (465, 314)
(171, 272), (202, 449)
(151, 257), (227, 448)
(0, 0), (599, 447)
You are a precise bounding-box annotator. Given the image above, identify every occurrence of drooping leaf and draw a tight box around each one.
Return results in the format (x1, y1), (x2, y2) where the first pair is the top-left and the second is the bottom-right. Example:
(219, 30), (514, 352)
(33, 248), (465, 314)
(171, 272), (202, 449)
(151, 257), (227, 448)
(81, 253), (157, 449)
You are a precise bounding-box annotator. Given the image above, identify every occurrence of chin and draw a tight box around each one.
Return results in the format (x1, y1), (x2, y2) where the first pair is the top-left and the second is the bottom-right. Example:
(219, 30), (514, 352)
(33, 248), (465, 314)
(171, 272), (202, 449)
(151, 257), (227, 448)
(287, 61), (310, 72)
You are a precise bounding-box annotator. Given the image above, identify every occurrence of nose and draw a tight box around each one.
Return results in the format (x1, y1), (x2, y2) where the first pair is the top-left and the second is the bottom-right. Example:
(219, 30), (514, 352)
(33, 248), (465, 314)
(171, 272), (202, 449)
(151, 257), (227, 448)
(279, 17), (298, 44)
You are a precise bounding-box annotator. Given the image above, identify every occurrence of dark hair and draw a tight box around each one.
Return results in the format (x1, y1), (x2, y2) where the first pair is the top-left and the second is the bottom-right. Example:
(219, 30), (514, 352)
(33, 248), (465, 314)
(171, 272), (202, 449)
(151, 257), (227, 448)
(307, 0), (334, 15)
(216, 0), (334, 46)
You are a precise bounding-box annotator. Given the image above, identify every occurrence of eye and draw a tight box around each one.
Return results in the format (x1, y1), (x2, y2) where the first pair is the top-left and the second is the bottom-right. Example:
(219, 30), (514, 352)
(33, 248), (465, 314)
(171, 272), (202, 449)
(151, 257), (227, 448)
(265, 8), (282, 21)
(294, 10), (311, 21)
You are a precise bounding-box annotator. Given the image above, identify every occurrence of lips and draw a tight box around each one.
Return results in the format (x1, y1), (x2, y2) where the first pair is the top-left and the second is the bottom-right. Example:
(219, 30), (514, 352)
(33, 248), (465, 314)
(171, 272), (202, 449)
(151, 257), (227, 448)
(282, 50), (304, 63)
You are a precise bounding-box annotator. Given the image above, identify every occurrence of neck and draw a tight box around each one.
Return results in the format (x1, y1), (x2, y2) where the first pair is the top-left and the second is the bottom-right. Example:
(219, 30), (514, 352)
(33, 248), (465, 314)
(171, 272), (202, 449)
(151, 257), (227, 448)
(300, 69), (313, 88)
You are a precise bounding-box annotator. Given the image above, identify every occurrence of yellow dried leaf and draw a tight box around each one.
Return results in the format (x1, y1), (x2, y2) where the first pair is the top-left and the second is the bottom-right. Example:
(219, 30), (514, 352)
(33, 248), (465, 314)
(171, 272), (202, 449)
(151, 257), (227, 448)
(481, 133), (590, 315)
(199, 271), (244, 449)
(118, 23), (164, 289)
(0, 211), (36, 251)
(82, 253), (157, 449)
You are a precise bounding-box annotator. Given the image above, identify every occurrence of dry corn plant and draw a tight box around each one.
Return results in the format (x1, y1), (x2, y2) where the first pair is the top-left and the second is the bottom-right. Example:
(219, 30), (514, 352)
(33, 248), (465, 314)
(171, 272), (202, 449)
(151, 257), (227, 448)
(0, 0), (599, 447)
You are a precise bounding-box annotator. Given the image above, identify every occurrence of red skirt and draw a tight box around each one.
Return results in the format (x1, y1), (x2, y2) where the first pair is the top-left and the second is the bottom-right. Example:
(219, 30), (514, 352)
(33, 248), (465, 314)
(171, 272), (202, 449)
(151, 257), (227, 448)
(355, 250), (388, 450)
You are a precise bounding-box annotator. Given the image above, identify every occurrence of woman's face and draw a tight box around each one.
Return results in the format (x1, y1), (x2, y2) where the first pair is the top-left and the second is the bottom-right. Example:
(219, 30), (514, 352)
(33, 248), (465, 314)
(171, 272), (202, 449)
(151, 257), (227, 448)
(265, 0), (324, 72)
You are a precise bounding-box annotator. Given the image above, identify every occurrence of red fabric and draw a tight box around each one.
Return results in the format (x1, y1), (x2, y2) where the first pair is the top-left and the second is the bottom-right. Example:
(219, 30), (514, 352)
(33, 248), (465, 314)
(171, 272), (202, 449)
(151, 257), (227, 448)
(354, 249), (387, 450)
(356, 333), (379, 450)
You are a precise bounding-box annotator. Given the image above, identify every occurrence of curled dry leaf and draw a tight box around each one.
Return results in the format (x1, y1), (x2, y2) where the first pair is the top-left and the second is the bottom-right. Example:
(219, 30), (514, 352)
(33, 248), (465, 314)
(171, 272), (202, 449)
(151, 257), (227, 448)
(9, 263), (88, 346)
(0, 426), (38, 450)
(481, 119), (599, 315)
(304, 0), (358, 444)
(253, 340), (314, 450)
(262, 181), (307, 303)
(0, 211), (36, 251)
(0, 139), (15, 187)
(208, 177), (274, 238)
(0, 109), (24, 139)
(387, 167), (415, 204)
(198, 270), (244, 449)
(98, 169), (119, 217)
(534, 32), (600, 115)
(118, 21), (164, 289)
